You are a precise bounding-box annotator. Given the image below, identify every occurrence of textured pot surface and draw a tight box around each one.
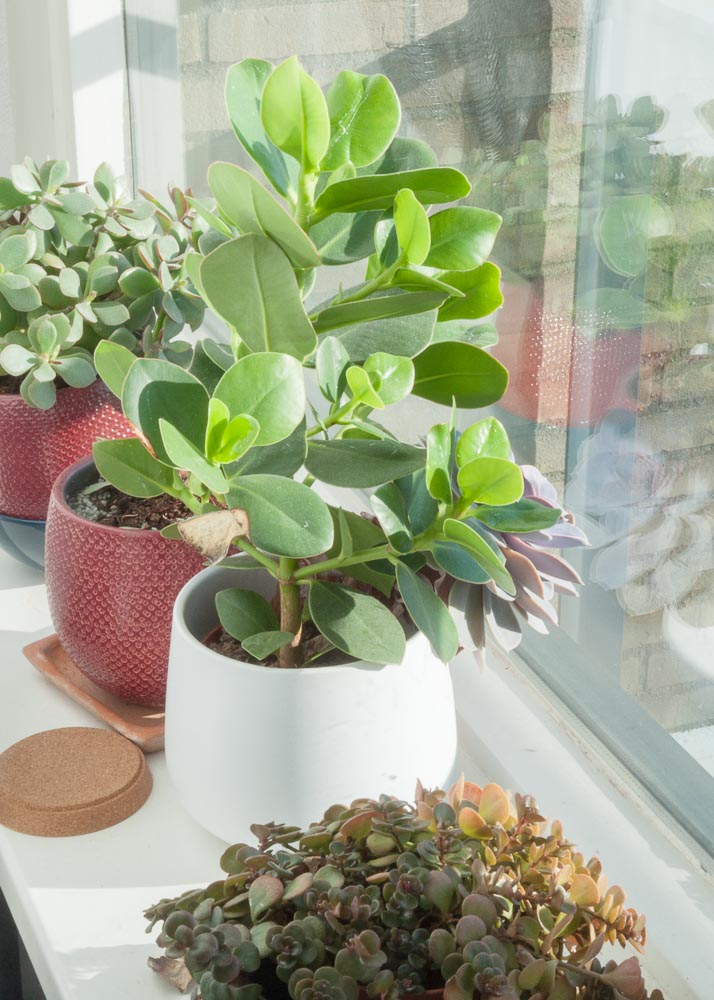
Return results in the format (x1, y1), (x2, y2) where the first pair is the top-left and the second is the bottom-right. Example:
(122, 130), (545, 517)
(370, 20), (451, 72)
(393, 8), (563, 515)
(45, 458), (205, 707)
(166, 562), (458, 843)
(0, 380), (132, 520)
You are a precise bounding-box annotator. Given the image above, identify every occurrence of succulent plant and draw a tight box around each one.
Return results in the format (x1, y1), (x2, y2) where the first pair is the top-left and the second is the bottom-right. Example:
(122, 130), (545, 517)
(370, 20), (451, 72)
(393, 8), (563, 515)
(146, 778), (662, 1000)
(0, 157), (205, 407)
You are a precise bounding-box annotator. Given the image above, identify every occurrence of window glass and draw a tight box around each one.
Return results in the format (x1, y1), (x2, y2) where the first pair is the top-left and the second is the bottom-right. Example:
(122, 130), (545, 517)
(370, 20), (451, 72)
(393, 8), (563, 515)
(125, 0), (714, 852)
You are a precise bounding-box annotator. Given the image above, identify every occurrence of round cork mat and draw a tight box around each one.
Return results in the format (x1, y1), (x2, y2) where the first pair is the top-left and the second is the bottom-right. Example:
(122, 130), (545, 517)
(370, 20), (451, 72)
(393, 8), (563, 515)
(0, 727), (152, 836)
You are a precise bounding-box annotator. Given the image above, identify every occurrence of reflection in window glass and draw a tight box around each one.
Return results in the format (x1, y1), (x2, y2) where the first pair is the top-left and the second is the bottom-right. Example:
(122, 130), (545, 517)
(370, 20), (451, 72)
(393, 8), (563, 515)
(126, 0), (714, 850)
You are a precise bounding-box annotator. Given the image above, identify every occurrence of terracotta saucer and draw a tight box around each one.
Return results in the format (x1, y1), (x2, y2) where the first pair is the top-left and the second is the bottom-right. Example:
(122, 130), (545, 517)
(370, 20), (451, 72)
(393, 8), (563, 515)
(0, 727), (152, 836)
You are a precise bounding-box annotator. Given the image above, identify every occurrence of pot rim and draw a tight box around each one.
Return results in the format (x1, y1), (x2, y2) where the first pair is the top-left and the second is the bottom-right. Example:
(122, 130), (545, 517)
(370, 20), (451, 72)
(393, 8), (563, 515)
(173, 559), (427, 677)
(52, 455), (179, 538)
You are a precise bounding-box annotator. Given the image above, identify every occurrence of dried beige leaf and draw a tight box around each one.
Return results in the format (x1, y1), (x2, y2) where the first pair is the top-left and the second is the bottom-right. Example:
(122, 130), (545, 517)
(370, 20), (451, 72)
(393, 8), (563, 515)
(178, 508), (249, 563)
(147, 955), (194, 993)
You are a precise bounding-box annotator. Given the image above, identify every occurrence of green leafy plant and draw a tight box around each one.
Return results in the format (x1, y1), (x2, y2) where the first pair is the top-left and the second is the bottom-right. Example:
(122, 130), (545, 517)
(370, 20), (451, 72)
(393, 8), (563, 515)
(93, 56), (586, 668)
(0, 157), (205, 408)
(145, 778), (662, 1000)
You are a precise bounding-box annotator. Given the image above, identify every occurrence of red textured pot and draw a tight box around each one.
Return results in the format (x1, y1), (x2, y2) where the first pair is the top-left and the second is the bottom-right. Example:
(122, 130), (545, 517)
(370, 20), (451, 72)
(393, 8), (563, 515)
(45, 458), (205, 707)
(0, 379), (133, 520)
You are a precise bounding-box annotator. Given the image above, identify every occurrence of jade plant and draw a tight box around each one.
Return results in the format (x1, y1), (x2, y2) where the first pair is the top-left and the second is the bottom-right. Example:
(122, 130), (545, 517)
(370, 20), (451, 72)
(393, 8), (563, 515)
(0, 157), (205, 407)
(92, 56), (586, 667)
(145, 778), (662, 1000)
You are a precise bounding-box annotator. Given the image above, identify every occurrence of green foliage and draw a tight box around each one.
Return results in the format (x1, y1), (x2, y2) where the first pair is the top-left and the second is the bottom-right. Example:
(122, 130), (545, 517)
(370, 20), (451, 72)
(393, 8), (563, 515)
(146, 781), (658, 1000)
(0, 158), (205, 408)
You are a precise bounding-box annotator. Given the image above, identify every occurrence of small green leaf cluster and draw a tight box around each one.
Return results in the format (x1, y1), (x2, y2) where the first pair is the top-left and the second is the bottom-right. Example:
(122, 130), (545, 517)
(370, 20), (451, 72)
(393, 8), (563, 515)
(0, 157), (205, 407)
(146, 779), (658, 1000)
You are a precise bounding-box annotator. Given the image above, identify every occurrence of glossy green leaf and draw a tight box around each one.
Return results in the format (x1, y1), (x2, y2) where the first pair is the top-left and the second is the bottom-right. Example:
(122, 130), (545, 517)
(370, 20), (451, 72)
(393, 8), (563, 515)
(426, 423), (453, 504)
(457, 457), (523, 506)
(313, 167), (471, 219)
(0, 344), (34, 375)
(432, 541), (491, 584)
(362, 352), (414, 405)
(394, 188), (430, 265)
(0, 232), (36, 270)
(312, 290), (444, 334)
(430, 320), (498, 348)
(232, 419), (307, 477)
(94, 340), (136, 398)
(316, 336), (350, 403)
(228, 475), (334, 557)
(216, 588), (279, 642)
(225, 59), (298, 199)
(214, 353), (304, 446)
(324, 308), (437, 362)
(471, 498), (562, 533)
(306, 439), (425, 488)
(442, 519), (515, 595)
(323, 71), (400, 170)
(208, 162), (319, 268)
(93, 437), (179, 498)
(121, 359), (209, 464)
(396, 470), (438, 535)
(200, 235), (317, 360)
(308, 582), (405, 664)
(456, 417), (510, 466)
(370, 482), (412, 553)
(425, 207), (501, 270)
(0, 273), (41, 311)
(159, 419), (229, 494)
(261, 56), (330, 171)
(346, 365), (383, 408)
(412, 342), (508, 408)
(0, 177), (29, 210)
(118, 266), (160, 297)
(205, 401), (260, 465)
(392, 268), (462, 297)
(54, 354), (95, 388)
(242, 630), (295, 661)
(395, 563), (458, 663)
(437, 262), (503, 322)
(309, 209), (379, 265)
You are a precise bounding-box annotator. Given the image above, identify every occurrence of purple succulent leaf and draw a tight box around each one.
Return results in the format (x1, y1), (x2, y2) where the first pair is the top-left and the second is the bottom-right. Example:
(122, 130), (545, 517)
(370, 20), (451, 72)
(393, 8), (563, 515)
(514, 606), (550, 635)
(551, 579), (580, 597)
(517, 522), (590, 549)
(484, 590), (522, 651)
(503, 547), (545, 597)
(520, 464), (559, 504)
(515, 588), (559, 625)
(507, 536), (584, 585)
(486, 579), (517, 601)
(540, 578), (555, 601)
(449, 581), (486, 650)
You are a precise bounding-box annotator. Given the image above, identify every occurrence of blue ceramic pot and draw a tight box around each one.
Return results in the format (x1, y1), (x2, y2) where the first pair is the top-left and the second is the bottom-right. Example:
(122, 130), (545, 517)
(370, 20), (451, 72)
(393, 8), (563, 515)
(0, 513), (46, 571)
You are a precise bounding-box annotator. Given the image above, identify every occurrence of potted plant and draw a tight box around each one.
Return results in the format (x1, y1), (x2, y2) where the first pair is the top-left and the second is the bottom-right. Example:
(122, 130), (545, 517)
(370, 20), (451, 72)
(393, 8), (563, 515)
(144, 778), (662, 1000)
(0, 156), (206, 565)
(87, 57), (586, 826)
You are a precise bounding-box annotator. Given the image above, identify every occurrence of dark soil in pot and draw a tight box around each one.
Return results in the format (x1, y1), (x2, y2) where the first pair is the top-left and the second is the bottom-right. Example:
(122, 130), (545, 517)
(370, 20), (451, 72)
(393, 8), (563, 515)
(68, 479), (193, 531)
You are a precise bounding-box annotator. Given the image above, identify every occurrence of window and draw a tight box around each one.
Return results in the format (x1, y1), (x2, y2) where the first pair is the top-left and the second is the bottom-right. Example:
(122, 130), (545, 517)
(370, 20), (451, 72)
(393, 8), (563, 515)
(124, 0), (714, 854)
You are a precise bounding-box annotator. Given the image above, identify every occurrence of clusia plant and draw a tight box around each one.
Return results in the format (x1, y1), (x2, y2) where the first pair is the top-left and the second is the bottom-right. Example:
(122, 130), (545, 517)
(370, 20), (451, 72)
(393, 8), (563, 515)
(93, 56), (586, 670)
(145, 778), (662, 1000)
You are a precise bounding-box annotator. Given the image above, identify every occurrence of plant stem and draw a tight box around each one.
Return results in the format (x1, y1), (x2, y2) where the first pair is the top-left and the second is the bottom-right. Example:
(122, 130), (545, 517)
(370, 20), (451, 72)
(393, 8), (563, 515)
(305, 399), (357, 438)
(293, 543), (393, 581)
(295, 170), (317, 230)
(235, 538), (280, 576)
(278, 557), (303, 667)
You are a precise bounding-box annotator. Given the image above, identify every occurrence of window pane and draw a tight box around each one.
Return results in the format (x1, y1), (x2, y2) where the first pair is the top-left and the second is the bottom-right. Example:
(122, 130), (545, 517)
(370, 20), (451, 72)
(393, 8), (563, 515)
(125, 0), (714, 852)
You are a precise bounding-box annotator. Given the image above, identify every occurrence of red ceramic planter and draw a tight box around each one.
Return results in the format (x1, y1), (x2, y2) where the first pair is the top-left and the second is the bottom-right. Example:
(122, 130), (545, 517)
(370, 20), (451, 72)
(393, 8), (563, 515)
(0, 379), (133, 520)
(45, 458), (205, 707)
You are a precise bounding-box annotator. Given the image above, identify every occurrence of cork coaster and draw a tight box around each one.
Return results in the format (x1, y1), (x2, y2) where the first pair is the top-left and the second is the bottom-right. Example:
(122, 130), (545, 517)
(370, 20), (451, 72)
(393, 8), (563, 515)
(23, 635), (165, 752)
(0, 727), (152, 836)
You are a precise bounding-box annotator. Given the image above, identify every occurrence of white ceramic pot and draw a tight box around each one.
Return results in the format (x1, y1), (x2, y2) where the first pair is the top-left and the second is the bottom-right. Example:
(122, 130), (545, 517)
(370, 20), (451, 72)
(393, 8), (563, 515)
(165, 561), (458, 843)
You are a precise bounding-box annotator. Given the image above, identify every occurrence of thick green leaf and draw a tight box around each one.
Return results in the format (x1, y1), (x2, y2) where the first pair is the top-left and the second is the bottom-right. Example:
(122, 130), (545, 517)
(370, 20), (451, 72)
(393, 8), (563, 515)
(0, 177), (28, 210)
(346, 365), (383, 408)
(457, 457), (523, 506)
(93, 301), (130, 327)
(208, 162), (319, 268)
(231, 419), (307, 477)
(225, 59), (298, 198)
(471, 498), (562, 533)
(426, 423), (453, 504)
(442, 519), (515, 595)
(370, 482), (412, 553)
(261, 56), (330, 170)
(432, 541), (490, 584)
(118, 266), (160, 297)
(205, 401), (260, 465)
(365, 136), (438, 174)
(200, 235), (317, 360)
(456, 417), (510, 466)
(242, 631), (295, 661)
(430, 320), (498, 348)
(308, 582), (405, 664)
(437, 263), (503, 322)
(309, 209), (379, 265)
(412, 342), (508, 408)
(54, 355), (95, 388)
(0, 344), (34, 375)
(249, 874), (284, 921)
(325, 308), (437, 362)
(94, 340), (136, 397)
(0, 273), (41, 311)
(216, 588), (279, 642)
(121, 359), (209, 464)
(159, 419), (229, 494)
(392, 268), (462, 297)
(425, 207), (501, 270)
(306, 439), (425, 488)
(0, 232), (36, 270)
(316, 336), (350, 402)
(323, 71), (400, 170)
(396, 470), (438, 535)
(228, 475), (333, 557)
(313, 290), (444, 334)
(214, 353), (304, 446)
(395, 563), (458, 663)
(93, 437), (179, 498)
(313, 167), (471, 219)
(362, 352), (414, 405)
(394, 188), (430, 265)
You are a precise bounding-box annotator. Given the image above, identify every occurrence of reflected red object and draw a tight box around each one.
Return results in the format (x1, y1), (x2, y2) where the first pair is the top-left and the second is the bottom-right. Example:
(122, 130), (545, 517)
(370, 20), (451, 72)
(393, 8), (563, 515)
(46, 458), (205, 708)
(0, 380), (133, 520)
(493, 280), (642, 426)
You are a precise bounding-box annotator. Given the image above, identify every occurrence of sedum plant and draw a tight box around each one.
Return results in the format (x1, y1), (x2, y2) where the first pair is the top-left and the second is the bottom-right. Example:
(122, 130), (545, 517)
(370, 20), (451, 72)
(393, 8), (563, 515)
(93, 56), (586, 668)
(145, 778), (662, 1000)
(0, 157), (205, 408)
